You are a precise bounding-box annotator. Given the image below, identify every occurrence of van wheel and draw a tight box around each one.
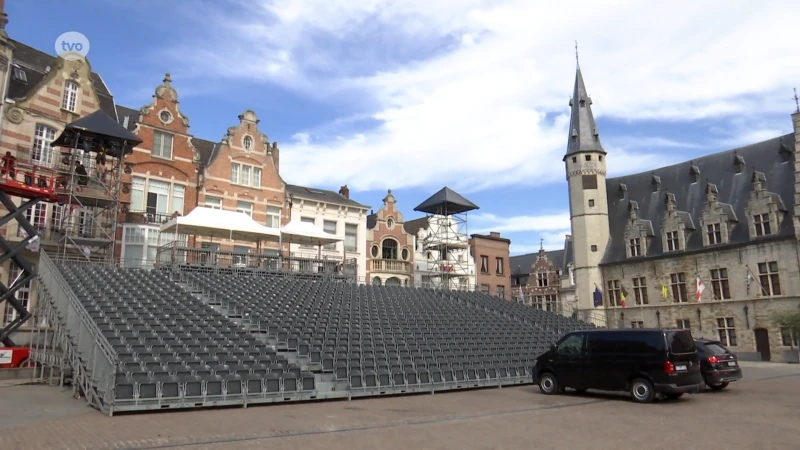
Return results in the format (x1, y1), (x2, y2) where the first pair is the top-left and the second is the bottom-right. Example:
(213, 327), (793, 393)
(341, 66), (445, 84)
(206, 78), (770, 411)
(708, 382), (729, 391)
(630, 378), (655, 403)
(538, 372), (559, 395)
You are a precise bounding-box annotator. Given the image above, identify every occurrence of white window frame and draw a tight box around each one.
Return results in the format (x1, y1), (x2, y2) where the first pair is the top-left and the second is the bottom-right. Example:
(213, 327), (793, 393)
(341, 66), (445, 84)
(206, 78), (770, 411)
(266, 206), (281, 228)
(344, 223), (358, 253)
(122, 225), (186, 268)
(62, 80), (79, 112)
(130, 176), (186, 216)
(323, 220), (337, 250)
(231, 162), (262, 188)
(236, 200), (253, 217)
(33, 124), (57, 167)
(152, 130), (173, 159)
(205, 196), (222, 210)
(716, 317), (737, 347)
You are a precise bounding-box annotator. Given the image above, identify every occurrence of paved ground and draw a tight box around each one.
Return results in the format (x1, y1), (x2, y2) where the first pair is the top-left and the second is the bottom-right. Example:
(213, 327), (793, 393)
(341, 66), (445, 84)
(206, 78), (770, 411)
(1, 362), (798, 450)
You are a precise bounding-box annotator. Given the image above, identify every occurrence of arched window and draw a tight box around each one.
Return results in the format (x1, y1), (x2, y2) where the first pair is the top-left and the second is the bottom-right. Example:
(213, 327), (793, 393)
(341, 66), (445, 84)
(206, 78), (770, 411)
(382, 238), (398, 260)
(386, 277), (401, 286)
(372, 276), (382, 286)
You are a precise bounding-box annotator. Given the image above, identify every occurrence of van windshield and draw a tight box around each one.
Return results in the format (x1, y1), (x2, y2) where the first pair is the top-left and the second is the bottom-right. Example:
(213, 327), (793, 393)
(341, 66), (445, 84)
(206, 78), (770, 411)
(666, 330), (696, 354)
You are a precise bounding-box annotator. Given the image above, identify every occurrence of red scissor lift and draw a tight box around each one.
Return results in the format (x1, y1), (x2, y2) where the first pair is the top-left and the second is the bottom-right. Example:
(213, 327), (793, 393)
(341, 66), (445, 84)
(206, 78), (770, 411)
(0, 155), (65, 346)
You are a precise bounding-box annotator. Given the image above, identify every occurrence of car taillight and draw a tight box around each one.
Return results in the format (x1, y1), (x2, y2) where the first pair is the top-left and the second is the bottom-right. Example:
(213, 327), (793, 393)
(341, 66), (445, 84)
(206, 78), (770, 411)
(707, 356), (718, 364)
(664, 361), (675, 374)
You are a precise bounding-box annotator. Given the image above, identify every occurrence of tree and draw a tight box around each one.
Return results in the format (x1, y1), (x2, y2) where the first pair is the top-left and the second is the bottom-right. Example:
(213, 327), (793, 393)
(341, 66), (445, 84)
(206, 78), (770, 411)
(769, 309), (800, 361)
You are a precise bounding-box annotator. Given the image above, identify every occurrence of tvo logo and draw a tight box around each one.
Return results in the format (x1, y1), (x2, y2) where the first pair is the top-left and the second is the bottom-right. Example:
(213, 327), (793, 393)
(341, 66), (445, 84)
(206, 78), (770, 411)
(55, 32), (90, 61)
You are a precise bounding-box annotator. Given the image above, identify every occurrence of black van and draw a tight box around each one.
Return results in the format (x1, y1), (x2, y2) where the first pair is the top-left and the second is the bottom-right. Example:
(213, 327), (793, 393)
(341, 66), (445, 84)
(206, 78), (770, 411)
(532, 328), (704, 403)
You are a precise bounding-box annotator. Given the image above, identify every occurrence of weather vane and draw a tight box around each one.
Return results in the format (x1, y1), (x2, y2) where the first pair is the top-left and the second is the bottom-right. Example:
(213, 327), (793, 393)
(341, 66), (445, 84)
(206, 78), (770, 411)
(793, 88), (799, 113)
(540, 238), (544, 250)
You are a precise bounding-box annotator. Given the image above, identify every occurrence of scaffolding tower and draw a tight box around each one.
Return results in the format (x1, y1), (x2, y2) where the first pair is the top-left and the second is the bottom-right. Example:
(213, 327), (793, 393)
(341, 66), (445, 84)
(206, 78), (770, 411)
(47, 111), (140, 263)
(413, 187), (479, 291)
(0, 154), (64, 346)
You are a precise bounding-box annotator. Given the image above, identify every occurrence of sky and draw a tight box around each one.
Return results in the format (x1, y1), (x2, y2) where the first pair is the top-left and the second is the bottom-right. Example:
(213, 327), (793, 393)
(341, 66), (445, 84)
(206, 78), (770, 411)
(7, 0), (799, 255)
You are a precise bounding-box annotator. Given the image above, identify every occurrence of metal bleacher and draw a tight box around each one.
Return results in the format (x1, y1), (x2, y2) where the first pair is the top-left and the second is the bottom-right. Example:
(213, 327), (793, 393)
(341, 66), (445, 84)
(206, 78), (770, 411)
(30, 251), (595, 416)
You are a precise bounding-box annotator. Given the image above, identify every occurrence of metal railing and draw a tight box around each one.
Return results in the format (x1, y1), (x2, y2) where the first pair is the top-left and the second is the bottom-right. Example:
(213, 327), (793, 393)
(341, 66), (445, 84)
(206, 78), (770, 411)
(123, 210), (177, 226)
(155, 241), (359, 281)
(36, 251), (117, 410)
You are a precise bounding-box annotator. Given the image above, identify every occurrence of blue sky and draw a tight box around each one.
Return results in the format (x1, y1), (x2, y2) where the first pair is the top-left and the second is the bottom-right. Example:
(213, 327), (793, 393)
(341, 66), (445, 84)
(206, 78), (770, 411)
(8, 0), (799, 255)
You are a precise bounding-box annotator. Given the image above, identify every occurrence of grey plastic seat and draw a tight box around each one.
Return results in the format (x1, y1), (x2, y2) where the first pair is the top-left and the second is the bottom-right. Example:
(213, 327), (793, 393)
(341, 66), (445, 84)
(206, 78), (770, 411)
(265, 373), (281, 393)
(281, 373), (298, 392)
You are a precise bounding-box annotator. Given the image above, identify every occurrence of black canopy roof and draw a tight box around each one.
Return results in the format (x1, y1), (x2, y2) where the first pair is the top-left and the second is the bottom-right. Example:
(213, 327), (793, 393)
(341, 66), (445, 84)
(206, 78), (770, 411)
(414, 186), (479, 215)
(51, 110), (142, 158)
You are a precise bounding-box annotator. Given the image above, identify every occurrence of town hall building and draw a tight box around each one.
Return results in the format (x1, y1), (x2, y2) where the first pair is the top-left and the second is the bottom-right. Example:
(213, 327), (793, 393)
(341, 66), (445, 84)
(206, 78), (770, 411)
(563, 63), (800, 362)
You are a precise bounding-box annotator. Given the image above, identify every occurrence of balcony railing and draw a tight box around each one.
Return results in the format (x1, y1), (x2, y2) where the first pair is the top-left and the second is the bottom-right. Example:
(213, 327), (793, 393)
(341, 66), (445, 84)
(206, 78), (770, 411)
(124, 210), (177, 226)
(370, 258), (411, 274)
(14, 145), (120, 206)
(155, 241), (359, 282)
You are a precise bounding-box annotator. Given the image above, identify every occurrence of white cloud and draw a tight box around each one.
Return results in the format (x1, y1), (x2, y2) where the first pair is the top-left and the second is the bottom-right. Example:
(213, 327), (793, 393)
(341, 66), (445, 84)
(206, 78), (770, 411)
(510, 231), (570, 256)
(470, 212), (570, 234)
(163, 0), (800, 192)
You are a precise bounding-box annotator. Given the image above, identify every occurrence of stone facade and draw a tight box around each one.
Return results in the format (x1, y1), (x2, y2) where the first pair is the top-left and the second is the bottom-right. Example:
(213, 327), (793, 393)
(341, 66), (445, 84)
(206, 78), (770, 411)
(365, 190), (414, 286)
(563, 63), (800, 361)
(470, 232), (511, 299)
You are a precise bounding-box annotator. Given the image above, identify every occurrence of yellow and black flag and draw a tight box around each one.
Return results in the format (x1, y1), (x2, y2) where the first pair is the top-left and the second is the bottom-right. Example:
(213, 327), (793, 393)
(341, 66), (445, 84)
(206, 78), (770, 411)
(620, 285), (628, 308)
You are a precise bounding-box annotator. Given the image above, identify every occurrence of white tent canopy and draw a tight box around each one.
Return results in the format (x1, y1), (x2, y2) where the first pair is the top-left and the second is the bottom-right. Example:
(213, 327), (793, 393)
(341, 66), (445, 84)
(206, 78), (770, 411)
(159, 207), (281, 242)
(280, 220), (343, 246)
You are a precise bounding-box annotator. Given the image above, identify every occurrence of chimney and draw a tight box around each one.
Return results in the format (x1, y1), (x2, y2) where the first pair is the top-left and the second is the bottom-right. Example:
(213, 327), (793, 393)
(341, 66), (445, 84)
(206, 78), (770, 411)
(489, 232), (500, 238)
(338, 185), (350, 199)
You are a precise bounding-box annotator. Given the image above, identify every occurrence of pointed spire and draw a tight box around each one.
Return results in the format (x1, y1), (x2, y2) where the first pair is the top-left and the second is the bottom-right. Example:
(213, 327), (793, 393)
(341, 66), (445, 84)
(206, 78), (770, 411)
(563, 66), (606, 161)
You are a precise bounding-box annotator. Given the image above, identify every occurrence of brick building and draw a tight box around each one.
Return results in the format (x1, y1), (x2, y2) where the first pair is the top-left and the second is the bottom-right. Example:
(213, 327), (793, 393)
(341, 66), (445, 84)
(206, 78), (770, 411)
(0, 15), (370, 339)
(469, 232), (511, 299)
(365, 189), (414, 286)
(564, 64), (800, 361)
(509, 236), (576, 312)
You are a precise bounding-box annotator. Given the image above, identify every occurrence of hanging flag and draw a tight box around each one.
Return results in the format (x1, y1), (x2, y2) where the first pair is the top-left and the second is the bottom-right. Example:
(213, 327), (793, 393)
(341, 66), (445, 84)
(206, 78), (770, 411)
(593, 285), (603, 307)
(517, 286), (525, 303)
(660, 282), (669, 299)
(620, 285), (628, 308)
(746, 272), (754, 295)
(696, 276), (706, 302)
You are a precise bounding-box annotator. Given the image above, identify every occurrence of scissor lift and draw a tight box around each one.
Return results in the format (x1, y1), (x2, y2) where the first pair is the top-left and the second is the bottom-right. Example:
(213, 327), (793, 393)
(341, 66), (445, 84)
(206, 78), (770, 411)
(0, 158), (64, 346)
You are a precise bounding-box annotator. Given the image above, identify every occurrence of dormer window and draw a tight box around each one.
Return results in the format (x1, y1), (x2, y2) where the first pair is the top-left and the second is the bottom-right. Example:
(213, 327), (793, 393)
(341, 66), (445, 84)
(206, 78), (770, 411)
(629, 238), (641, 257)
(62, 80), (79, 112)
(666, 231), (679, 251)
(754, 213), (771, 236)
(706, 223), (722, 245)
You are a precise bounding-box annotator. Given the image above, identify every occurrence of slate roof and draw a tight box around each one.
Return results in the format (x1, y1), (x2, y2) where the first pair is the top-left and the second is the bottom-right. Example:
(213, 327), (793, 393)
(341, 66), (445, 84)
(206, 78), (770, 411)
(414, 187), (479, 215)
(470, 233), (511, 244)
(367, 213), (377, 230)
(510, 249), (567, 277)
(8, 39), (117, 118)
(602, 133), (796, 265)
(563, 66), (605, 160)
(285, 184), (370, 209)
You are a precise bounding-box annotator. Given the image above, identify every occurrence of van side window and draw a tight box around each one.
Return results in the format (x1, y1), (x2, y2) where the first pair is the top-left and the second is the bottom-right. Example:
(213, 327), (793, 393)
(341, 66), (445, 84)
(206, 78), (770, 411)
(557, 334), (583, 356)
(587, 332), (665, 355)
